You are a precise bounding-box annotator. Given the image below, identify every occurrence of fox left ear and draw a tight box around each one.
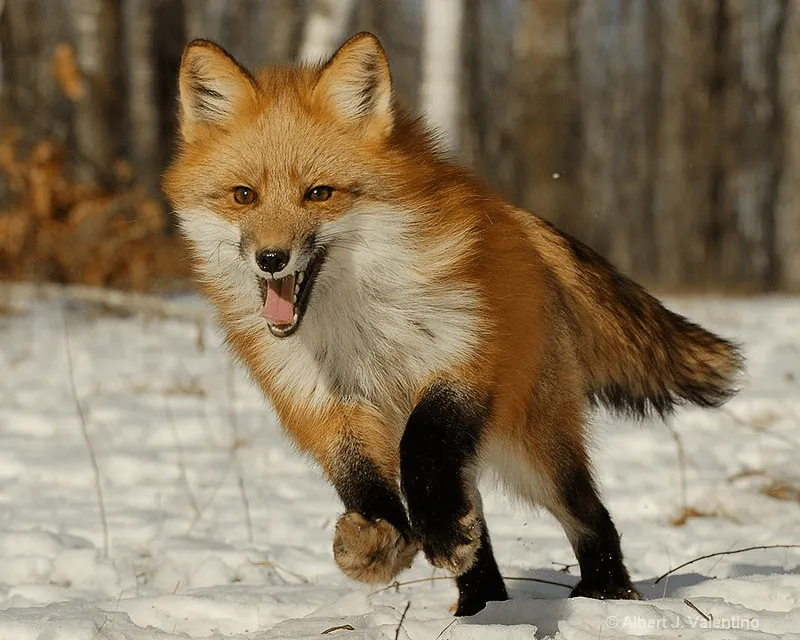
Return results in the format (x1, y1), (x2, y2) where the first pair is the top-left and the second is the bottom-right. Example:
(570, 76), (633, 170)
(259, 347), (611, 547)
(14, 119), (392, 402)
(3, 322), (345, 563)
(178, 39), (258, 142)
(313, 33), (393, 139)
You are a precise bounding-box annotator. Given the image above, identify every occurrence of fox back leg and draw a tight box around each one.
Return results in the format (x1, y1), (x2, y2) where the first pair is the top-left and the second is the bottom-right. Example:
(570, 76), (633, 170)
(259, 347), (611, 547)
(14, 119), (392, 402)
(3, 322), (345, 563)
(488, 381), (639, 601)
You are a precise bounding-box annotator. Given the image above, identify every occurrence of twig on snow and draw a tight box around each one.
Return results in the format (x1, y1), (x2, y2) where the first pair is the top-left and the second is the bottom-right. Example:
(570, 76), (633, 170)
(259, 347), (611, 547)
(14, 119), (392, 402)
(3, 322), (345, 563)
(63, 313), (109, 557)
(321, 624), (355, 634)
(503, 575), (575, 589)
(683, 598), (711, 621)
(435, 618), (458, 640)
(654, 544), (800, 584)
(395, 601), (411, 640)
(371, 573), (573, 596)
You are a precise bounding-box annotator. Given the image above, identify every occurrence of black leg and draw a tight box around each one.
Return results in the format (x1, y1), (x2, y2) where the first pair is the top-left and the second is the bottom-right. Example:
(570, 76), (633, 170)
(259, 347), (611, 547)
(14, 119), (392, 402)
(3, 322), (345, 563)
(400, 382), (507, 613)
(334, 451), (410, 535)
(558, 463), (639, 600)
(331, 446), (418, 585)
(454, 512), (508, 616)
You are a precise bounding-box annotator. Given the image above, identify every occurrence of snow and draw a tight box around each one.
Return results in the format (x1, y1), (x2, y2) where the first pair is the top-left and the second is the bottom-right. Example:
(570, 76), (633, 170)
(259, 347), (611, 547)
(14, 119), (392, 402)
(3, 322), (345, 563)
(1, 285), (799, 639)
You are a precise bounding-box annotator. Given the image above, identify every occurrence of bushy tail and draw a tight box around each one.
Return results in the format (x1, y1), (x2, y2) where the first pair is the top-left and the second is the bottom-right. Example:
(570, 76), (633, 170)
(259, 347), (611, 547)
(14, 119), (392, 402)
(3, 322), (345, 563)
(528, 216), (744, 418)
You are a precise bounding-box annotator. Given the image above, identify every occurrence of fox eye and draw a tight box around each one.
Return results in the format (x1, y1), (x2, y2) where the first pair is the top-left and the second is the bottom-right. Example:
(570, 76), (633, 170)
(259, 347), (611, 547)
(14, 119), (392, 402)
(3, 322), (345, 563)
(233, 186), (257, 205)
(305, 185), (334, 202)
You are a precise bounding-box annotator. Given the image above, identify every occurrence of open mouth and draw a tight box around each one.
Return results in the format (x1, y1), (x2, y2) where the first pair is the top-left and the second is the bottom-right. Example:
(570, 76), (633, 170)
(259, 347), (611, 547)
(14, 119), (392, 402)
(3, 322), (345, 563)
(258, 251), (325, 338)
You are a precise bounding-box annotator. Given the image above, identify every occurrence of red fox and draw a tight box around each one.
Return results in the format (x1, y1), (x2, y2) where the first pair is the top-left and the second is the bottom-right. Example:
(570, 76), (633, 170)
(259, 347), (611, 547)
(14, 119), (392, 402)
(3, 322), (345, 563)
(163, 33), (743, 616)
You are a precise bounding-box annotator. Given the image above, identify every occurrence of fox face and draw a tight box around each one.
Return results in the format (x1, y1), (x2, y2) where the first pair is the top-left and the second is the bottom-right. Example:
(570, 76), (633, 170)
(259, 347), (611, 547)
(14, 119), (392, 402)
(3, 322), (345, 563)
(164, 35), (482, 413)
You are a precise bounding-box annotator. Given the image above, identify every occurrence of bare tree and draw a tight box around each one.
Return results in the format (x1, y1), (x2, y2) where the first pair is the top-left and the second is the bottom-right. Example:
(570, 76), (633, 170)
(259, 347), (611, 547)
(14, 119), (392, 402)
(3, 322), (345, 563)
(651, 0), (720, 288)
(69, 0), (116, 184)
(505, 0), (577, 224)
(420, 0), (464, 151)
(777, 0), (800, 290)
(123, 0), (159, 194)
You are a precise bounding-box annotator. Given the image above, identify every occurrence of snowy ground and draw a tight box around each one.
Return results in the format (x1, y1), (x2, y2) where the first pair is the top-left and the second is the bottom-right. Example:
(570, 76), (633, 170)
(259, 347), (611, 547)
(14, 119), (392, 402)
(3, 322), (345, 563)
(1, 284), (799, 640)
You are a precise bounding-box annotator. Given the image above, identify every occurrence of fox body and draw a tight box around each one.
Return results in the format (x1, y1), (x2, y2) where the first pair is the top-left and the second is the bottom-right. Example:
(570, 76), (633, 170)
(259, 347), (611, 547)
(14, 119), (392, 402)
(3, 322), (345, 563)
(164, 33), (743, 616)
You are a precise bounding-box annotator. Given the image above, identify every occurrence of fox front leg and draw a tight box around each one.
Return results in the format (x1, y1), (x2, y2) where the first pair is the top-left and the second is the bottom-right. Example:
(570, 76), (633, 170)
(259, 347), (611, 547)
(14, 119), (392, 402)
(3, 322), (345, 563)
(400, 382), (508, 616)
(330, 447), (420, 584)
(274, 399), (419, 584)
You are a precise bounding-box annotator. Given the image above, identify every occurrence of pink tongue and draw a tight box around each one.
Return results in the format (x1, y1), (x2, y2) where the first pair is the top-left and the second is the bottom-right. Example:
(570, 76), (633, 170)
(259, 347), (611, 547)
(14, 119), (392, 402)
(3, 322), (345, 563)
(261, 274), (295, 325)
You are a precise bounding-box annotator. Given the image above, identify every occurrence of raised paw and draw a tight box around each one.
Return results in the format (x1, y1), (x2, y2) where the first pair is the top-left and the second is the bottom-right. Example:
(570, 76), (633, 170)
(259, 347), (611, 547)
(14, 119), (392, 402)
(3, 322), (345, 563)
(421, 509), (482, 577)
(333, 512), (420, 585)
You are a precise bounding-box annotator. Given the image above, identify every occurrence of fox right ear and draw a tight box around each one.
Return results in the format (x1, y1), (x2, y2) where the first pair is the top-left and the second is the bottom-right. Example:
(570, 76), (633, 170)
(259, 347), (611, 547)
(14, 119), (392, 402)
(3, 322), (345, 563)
(313, 33), (393, 140)
(177, 40), (257, 142)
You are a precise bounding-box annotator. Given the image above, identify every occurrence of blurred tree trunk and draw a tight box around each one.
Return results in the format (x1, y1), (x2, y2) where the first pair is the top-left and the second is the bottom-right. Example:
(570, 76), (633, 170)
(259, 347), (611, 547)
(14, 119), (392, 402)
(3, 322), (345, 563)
(777, 0), (800, 290)
(651, 1), (720, 288)
(69, 0), (117, 184)
(714, 0), (787, 289)
(183, 0), (204, 39)
(463, 0), (515, 196)
(421, 0), (464, 151)
(299, 0), (357, 62)
(504, 0), (579, 228)
(573, 0), (660, 280)
(0, 0), (10, 130)
(261, 0), (304, 65)
(2, 0), (69, 143)
(353, 0), (422, 107)
(123, 0), (159, 195)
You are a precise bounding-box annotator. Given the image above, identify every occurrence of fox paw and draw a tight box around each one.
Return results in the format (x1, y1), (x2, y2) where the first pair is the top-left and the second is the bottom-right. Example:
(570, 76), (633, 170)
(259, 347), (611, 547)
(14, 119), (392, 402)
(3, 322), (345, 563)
(422, 510), (482, 576)
(333, 512), (419, 585)
(571, 579), (641, 601)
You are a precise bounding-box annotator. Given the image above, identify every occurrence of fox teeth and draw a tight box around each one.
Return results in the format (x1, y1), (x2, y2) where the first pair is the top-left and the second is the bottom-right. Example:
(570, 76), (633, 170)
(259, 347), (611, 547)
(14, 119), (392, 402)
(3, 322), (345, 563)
(297, 271), (305, 284)
(292, 294), (297, 303)
(294, 284), (300, 294)
(292, 312), (298, 323)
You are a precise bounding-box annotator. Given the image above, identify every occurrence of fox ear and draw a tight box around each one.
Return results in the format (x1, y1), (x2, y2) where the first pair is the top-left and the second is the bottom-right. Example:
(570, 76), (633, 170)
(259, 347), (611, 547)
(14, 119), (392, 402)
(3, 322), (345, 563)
(314, 33), (393, 138)
(178, 40), (257, 142)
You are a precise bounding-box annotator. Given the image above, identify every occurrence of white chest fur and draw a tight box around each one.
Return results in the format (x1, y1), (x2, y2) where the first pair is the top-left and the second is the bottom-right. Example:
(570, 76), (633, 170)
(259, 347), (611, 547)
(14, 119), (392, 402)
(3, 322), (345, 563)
(179, 205), (481, 425)
(264, 208), (480, 422)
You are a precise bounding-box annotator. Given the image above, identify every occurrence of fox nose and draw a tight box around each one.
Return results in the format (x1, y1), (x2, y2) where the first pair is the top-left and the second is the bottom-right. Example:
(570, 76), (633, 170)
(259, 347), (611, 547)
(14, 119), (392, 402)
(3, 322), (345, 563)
(255, 248), (290, 275)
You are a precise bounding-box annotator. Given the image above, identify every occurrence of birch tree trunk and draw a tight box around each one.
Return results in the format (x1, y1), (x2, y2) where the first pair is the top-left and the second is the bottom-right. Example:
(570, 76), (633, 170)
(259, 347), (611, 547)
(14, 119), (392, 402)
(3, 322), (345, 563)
(299, 0), (357, 62)
(421, 0), (465, 151)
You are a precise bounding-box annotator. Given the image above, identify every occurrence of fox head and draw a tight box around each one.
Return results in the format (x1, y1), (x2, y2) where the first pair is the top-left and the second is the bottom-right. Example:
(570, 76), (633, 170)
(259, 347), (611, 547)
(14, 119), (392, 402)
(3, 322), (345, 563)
(165, 33), (441, 337)
(165, 32), (481, 345)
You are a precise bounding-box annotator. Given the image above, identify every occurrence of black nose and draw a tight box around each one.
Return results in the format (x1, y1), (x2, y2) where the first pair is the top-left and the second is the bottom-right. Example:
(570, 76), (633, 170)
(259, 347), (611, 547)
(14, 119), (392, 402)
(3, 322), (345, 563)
(255, 248), (290, 274)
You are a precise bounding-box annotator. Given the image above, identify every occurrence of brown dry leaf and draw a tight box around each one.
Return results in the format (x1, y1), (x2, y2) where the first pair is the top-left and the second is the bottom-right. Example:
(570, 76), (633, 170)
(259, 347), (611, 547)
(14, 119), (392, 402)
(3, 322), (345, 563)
(762, 480), (800, 503)
(113, 159), (134, 183)
(0, 129), (24, 191)
(0, 128), (191, 291)
(0, 210), (31, 261)
(52, 43), (84, 101)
